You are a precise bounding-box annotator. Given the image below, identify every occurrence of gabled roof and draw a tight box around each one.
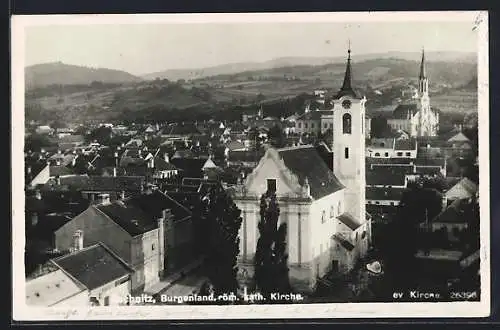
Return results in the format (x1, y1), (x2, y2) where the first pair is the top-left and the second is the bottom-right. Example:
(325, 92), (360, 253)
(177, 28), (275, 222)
(96, 201), (157, 236)
(127, 190), (191, 222)
(52, 243), (133, 290)
(445, 177), (478, 199)
(337, 212), (363, 230)
(202, 158), (218, 169)
(448, 132), (471, 143)
(432, 198), (474, 224)
(277, 146), (344, 199)
(154, 156), (178, 171)
(226, 140), (246, 151)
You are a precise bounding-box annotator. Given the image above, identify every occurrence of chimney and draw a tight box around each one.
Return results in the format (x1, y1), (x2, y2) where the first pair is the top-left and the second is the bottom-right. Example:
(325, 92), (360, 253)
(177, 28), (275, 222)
(164, 153), (169, 163)
(98, 193), (111, 205)
(34, 190), (42, 200)
(73, 230), (84, 251)
(27, 166), (32, 174)
(56, 159), (61, 166)
(119, 190), (126, 200)
(58, 149), (62, 155)
(113, 167), (117, 177)
(71, 155), (77, 167)
(55, 175), (61, 185)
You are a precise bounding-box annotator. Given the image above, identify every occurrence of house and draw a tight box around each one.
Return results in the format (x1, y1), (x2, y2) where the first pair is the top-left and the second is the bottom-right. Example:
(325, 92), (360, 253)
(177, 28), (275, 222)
(26, 263), (89, 307)
(54, 190), (194, 293)
(51, 243), (134, 306)
(366, 138), (418, 159)
(430, 198), (475, 242)
(445, 177), (478, 202)
(35, 125), (54, 135)
(26, 162), (50, 187)
(366, 186), (406, 207)
(148, 153), (179, 180)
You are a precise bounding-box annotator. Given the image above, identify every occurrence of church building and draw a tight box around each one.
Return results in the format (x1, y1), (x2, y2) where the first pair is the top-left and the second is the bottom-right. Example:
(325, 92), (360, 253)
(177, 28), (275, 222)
(387, 49), (440, 137)
(231, 48), (372, 293)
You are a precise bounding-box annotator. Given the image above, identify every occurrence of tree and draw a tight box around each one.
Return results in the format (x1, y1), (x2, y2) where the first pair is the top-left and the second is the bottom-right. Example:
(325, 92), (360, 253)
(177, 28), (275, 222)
(87, 126), (113, 145)
(203, 186), (243, 297)
(254, 191), (291, 297)
(267, 124), (286, 148)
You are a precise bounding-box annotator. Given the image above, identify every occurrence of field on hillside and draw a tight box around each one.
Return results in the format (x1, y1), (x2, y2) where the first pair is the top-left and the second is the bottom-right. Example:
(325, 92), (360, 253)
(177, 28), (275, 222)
(431, 89), (478, 113)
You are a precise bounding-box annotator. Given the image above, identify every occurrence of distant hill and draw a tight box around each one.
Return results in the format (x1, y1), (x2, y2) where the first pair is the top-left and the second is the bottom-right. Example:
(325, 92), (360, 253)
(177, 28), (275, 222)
(142, 51), (476, 81)
(25, 62), (142, 89)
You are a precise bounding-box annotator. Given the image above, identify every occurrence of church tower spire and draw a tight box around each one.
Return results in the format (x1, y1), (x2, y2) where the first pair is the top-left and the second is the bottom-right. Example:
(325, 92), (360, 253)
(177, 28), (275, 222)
(419, 47), (427, 80)
(336, 42), (358, 99)
(418, 47), (429, 96)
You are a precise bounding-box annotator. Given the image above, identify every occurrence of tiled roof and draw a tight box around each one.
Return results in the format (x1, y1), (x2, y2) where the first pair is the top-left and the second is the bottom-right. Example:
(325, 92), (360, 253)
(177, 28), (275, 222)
(368, 138), (394, 149)
(415, 166), (442, 175)
(366, 186), (406, 201)
(96, 201), (157, 236)
(57, 135), (85, 144)
(414, 157), (446, 167)
(277, 146), (344, 199)
(296, 110), (330, 121)
(154, 157), (178, 171)
(366, 166), (410, 186)
(25, 269), (86, 306)
(52, 243), (132, 290)
(127, 190), (191, 222)
(392, 103), (419, 119)
(394, 138), (417, 151)
(337, 212), (363, 230)
(228, 150), (264, 163)
(226, 140), (246, 151)
(367, 157), (414, 165)
(170, 158), (206, 177)
(432, 198), (474, 224)
(163, 123), (200, 136)
(44, 175), (145, 192)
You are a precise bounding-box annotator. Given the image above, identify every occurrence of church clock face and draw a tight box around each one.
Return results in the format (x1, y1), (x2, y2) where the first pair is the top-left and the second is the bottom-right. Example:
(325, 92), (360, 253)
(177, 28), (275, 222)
(342, 99), (352, 109)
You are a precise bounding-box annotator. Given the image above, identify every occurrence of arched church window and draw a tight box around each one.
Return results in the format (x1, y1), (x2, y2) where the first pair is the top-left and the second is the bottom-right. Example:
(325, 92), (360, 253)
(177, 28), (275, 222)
(342, 113), (352, 134)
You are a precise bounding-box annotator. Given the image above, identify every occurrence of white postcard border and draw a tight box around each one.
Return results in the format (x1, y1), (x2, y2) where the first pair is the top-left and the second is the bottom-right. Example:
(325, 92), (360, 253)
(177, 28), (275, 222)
(11, 11), (490, 320)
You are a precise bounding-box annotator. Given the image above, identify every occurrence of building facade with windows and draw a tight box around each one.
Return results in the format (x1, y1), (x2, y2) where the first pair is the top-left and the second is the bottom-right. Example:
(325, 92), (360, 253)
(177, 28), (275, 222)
(232, 48), (371, 293)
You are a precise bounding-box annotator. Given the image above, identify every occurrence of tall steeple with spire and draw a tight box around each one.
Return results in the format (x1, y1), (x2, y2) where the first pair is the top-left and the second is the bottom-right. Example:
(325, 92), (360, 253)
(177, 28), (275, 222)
(418, 48), (429, 96)
(336, 41), (358, 99)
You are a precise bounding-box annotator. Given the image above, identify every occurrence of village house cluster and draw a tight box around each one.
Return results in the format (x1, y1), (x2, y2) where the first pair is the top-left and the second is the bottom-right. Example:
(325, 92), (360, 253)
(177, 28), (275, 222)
(24, 48), (479, 305)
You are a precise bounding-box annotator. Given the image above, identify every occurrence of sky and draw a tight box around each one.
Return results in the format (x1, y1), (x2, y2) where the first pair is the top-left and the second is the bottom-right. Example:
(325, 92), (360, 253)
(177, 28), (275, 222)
(22, 15), (479, 76)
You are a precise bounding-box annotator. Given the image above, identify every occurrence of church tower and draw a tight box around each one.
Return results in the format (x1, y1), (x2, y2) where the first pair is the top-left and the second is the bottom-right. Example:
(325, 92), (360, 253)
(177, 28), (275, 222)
(418, 48), (433, 136)
(332, 46), (366, 225)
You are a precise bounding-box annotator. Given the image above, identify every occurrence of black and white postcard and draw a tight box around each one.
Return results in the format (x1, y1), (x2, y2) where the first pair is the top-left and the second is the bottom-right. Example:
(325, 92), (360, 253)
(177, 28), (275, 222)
(11, 11), (490, 320)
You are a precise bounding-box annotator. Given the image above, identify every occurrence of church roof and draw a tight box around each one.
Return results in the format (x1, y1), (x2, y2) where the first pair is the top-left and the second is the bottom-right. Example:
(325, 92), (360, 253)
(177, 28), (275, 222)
(277, 146), (344, 199)
(392, 103), (420, 119)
